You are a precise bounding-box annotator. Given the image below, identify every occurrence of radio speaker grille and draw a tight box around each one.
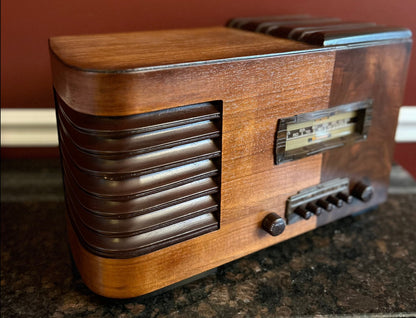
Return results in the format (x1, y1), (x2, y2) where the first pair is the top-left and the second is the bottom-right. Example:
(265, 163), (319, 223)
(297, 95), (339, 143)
(56, 95), (222, 258)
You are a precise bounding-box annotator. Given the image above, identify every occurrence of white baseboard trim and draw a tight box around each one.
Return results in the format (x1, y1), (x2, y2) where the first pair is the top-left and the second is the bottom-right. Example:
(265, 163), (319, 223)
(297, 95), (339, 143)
(1, 109), (58, 147)
(395, 106), (416, 142)
(1, 106), (416, 147)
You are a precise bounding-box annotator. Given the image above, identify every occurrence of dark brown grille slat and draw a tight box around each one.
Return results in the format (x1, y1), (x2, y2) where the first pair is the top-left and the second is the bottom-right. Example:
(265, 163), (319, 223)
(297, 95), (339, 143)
(64, 170), (219, 217)
(300, 26), (412, 46)
(226, 15), (311, 30)
(63, 158), (218, 198)
(71, 194), (218, 236)
(256, 18), (341, 34)
(68, 203), (218, 258)
(57, 95), (220, 135)
(59, 110), (220, 155)
(228, 15), (412, 46)
(60, 136), (221, 177)
(288, 23), (376, 40)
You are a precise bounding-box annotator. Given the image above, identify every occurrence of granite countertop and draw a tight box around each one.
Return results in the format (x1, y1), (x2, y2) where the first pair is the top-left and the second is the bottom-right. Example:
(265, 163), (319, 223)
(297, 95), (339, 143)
(1, 159), (416, 317)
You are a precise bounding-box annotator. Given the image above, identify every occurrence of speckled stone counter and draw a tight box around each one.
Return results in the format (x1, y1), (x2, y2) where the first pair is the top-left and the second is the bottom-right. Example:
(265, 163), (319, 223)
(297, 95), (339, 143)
(1, 159), (416, 317)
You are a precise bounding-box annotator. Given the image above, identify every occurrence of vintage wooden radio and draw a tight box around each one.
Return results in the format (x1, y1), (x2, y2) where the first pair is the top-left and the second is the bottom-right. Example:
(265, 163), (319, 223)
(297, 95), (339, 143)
(49, 15), (412, 298)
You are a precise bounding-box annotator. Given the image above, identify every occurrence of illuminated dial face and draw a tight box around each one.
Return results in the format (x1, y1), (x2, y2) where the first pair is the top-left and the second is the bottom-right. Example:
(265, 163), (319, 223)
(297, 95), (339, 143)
(285, 111), (358, 151)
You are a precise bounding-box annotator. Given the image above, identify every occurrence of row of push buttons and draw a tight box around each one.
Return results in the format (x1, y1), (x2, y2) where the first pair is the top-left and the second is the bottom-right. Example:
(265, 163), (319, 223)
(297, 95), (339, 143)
(262, 181), (373, 236)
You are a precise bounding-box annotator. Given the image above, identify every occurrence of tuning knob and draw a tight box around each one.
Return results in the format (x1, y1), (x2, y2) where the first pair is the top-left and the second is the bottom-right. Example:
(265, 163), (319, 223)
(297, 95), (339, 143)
(327, 195), (343, 208)
(317, 199), (334, 212)
(352, 181), (374, 202)
(262, 213), (286, 236)
(306, 203), (322, 216)
(336, 192), (353, 204)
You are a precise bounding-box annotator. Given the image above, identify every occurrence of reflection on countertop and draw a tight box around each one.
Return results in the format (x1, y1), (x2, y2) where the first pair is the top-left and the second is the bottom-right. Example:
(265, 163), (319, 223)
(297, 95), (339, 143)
(1, 159), (416, 317)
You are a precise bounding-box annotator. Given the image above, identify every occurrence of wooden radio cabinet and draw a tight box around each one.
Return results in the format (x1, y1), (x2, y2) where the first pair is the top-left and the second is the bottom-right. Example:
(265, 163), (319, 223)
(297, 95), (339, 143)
(49, 15), (412, 298)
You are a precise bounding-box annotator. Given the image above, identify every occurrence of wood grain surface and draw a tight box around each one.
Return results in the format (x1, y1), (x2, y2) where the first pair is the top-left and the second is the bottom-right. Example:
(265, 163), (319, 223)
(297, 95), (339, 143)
(49, 28), (318, 116)
(321, 42), (412, 215)
(49, 27), (313, 71)
(49, 49), (330, 117)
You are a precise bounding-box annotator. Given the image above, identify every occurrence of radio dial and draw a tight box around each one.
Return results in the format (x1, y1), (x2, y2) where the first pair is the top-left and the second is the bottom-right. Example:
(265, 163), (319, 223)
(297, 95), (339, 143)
(262, 213), (286, 236)
(352, 182), (374, 202)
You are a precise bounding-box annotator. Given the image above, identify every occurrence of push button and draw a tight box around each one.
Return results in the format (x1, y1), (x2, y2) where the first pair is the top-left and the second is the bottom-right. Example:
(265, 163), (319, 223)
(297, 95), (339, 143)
(317, 199), (334, 212)
(327, 195), (343, 208)
(336, 192), (353, 204)
(294, 206), (313, 220)
(306, 203), (322, 215)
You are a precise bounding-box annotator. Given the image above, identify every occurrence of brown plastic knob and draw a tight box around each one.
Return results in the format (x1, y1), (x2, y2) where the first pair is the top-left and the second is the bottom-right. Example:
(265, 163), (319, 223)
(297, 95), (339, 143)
(294, 206), (313, 220)
(262, 213), (286, 236)
(352, 182), (374, 202)
(306, 203), (322, 216)
(327, 195), (343, 208)
(317, 199), (334, 212)
(336, 192), (353, 204)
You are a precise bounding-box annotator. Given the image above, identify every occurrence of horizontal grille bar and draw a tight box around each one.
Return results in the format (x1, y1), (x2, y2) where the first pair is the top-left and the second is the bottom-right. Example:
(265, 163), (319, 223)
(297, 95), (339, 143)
(64, 172), (219, 217)
(63, 157), (218, 198)
(59, 110), (220, 155)
(57, 95), (220, 136)
(71, 194), (218, 237)
(68, 202), (218, 258)
(61, 135), (221, 177)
